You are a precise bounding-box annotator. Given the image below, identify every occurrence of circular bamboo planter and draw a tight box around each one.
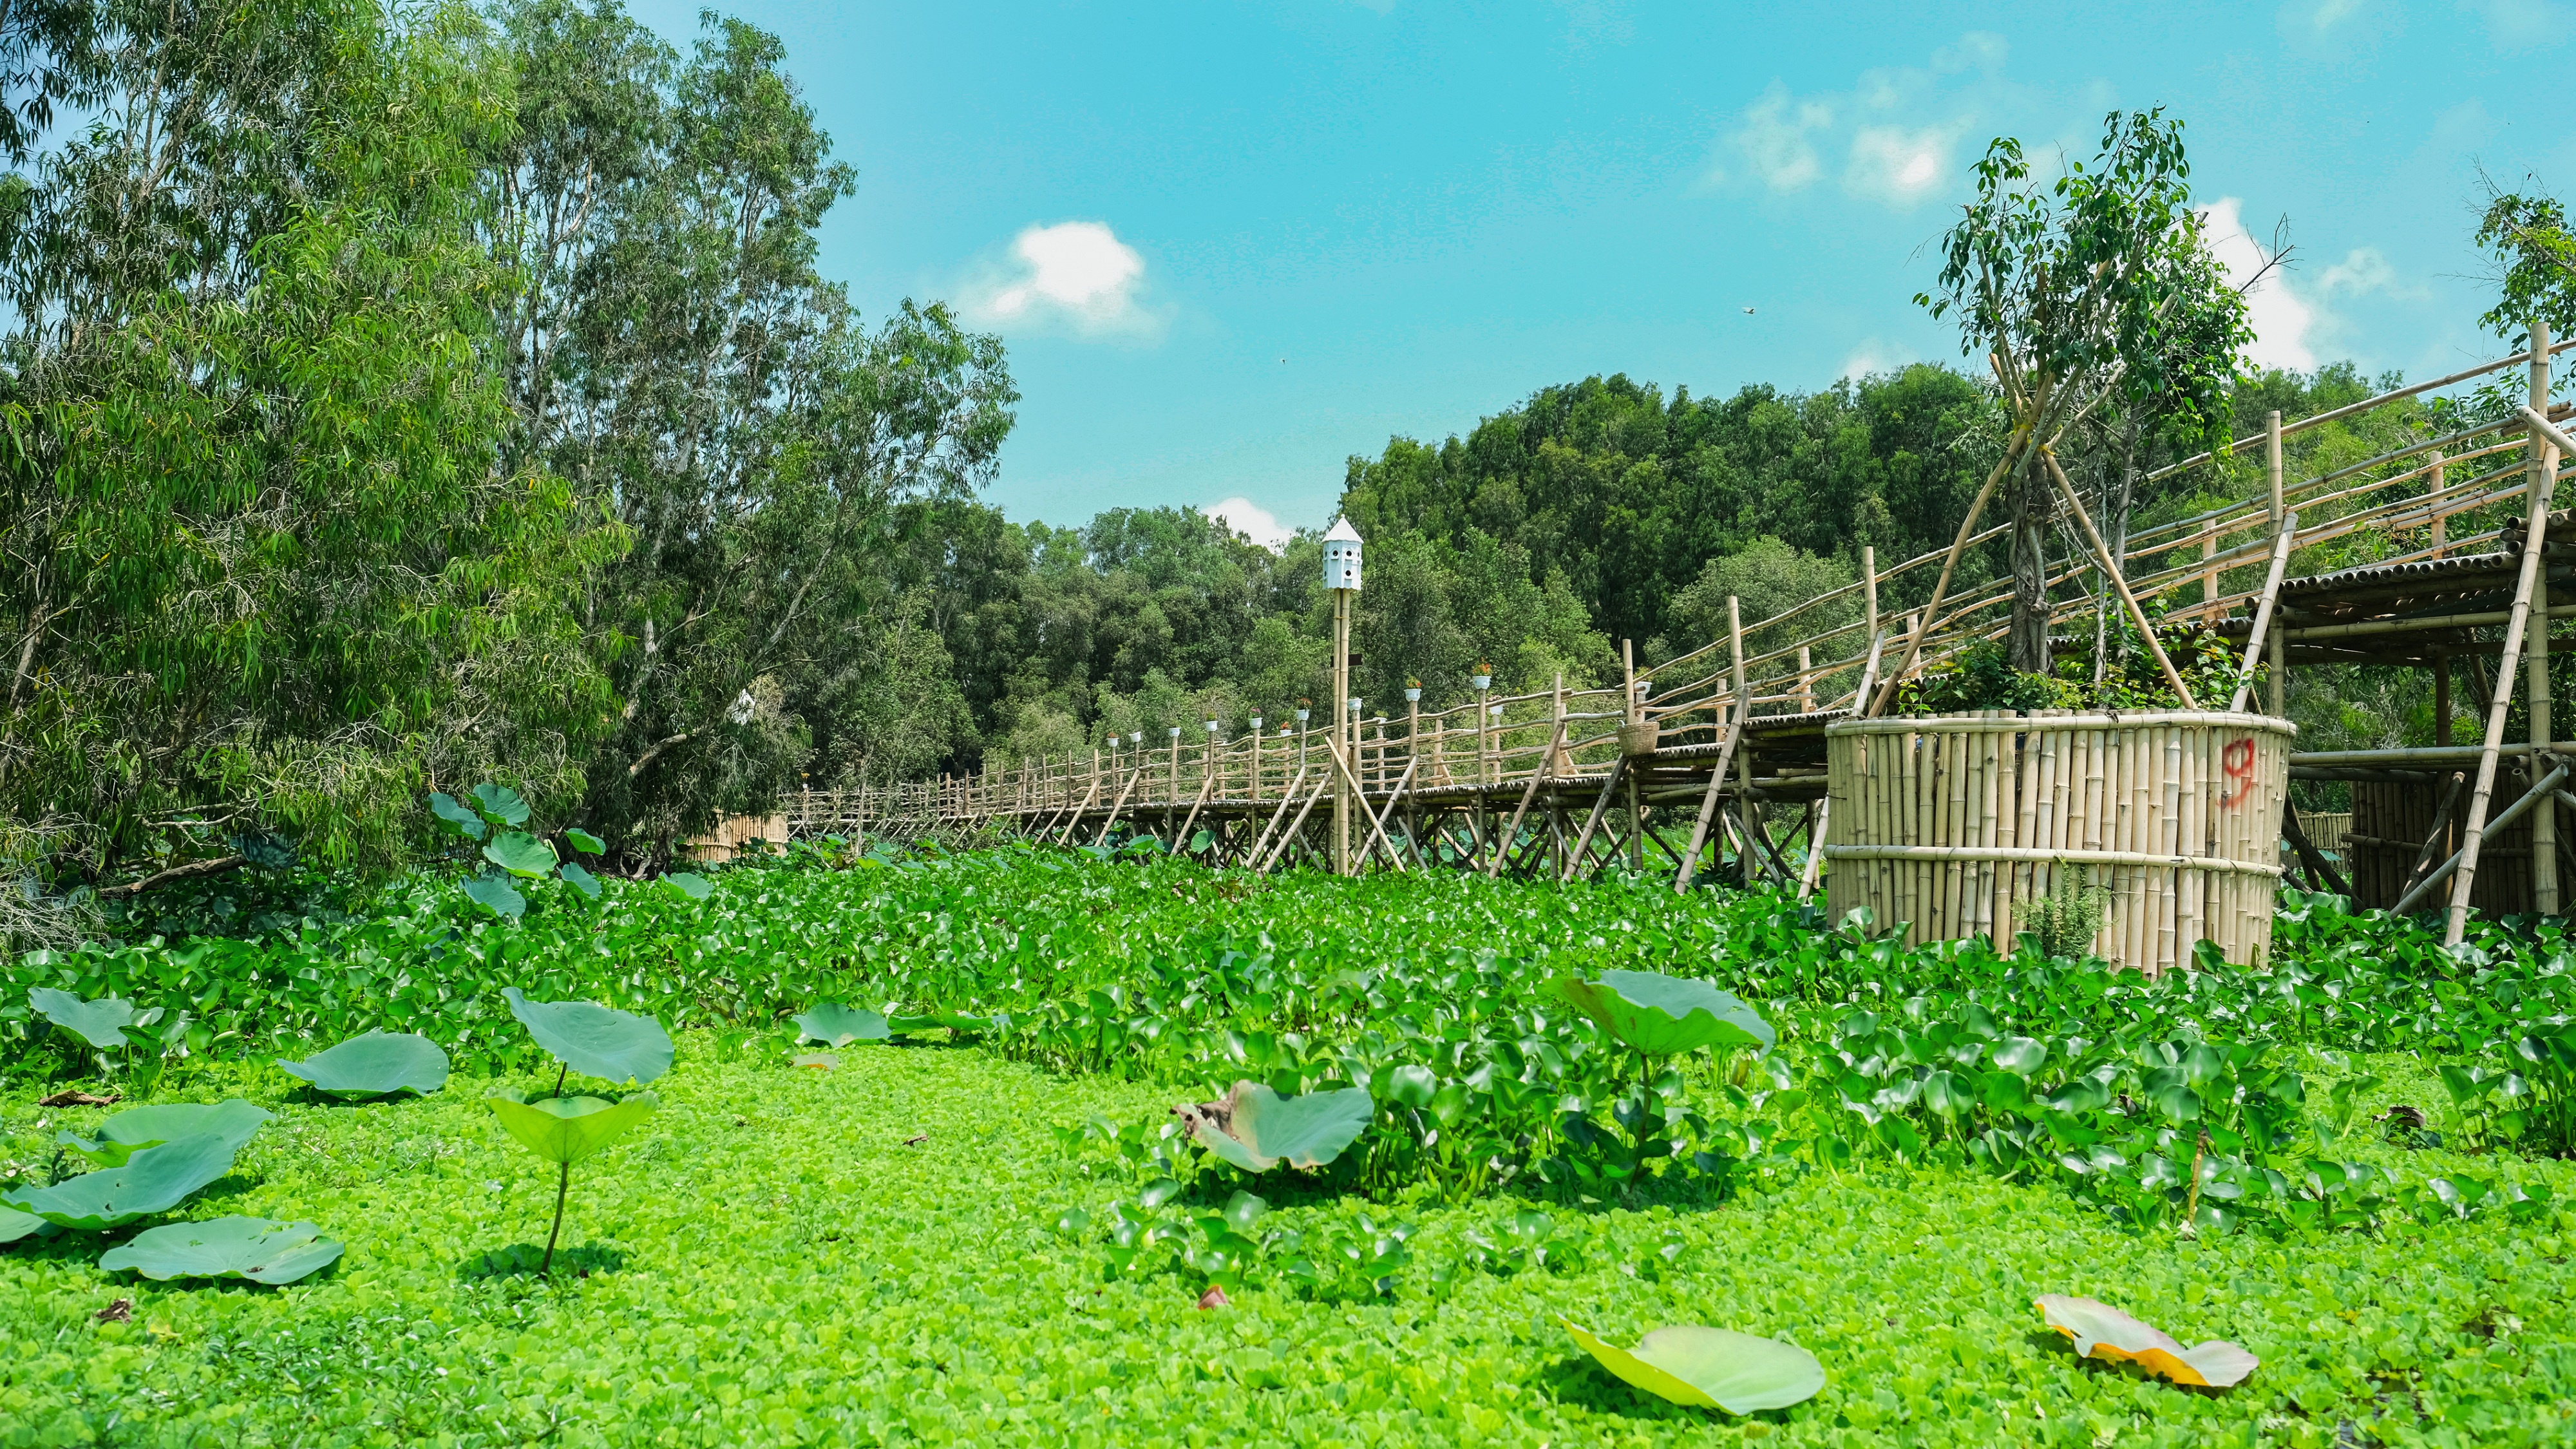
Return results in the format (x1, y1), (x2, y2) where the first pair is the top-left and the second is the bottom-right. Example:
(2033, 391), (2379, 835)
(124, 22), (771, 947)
(1822, 709), (2295, 974)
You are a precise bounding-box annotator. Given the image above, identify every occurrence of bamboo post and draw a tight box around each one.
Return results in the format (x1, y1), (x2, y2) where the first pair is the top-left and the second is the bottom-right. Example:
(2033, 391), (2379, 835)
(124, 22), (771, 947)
(2267, 411), (2287, 719)
(1862, 545), (1879, 680)
(1486, 716), (1565, 879)
(1562, 756), (1629, 882)
(2405, 764), (2570, 914)
(2431, 448), (2448, 557)
(2447, 399), (2559, 942)
(2531, 320), (2561, 915)
(2228, 513), (2298, 714)
(2200, 524), (2219, 623)
(1728, 596), (1758, 882)
(1799, 645), (1814, 714)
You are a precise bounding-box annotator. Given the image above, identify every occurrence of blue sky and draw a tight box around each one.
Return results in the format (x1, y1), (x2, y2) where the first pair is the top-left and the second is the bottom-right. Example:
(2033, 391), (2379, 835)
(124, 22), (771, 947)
(631, 0), (2576, 545)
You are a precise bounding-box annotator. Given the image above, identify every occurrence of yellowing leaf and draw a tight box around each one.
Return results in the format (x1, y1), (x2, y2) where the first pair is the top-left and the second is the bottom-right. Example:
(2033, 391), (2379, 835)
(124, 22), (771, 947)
(2034, 1294), (2259, 1388)
(1562, 1318), (1825, 1414)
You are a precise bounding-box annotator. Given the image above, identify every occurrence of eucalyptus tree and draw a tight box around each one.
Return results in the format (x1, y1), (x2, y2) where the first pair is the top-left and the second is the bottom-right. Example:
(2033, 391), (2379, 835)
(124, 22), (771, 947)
(1911, 108), (2252, 683)
(492, 5), (1014, 854)
(0, 0), (616, 902)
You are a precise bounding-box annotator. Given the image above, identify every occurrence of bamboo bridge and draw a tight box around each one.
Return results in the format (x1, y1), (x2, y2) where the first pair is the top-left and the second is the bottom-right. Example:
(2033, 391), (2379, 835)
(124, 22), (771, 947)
(788, 331), (2576, 920)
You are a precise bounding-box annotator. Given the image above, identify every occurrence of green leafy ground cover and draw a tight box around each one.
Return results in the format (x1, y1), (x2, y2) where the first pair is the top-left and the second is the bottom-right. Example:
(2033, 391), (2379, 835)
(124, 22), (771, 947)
(8, 849), (2576, 1443)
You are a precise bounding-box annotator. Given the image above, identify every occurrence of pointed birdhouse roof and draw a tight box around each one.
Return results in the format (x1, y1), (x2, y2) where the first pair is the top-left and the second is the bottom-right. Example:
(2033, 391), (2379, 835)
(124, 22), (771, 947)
(1323, 516), (1362, 543)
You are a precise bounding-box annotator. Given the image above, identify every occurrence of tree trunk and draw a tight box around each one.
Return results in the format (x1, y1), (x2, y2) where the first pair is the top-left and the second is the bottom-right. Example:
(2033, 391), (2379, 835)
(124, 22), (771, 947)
(2008, 455), (2054, 675)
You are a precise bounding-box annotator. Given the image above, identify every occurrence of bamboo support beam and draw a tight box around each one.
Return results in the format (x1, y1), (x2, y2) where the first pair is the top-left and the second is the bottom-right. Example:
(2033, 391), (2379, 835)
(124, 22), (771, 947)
(2447, 446), (2557, 942)
(1562, 755), (1629, 883)
(1486, 719), (1567, 880)
(2041, 448), (2193, 707)
(2404, 762), (2570, 915)
(2228, 513), (2298, 714)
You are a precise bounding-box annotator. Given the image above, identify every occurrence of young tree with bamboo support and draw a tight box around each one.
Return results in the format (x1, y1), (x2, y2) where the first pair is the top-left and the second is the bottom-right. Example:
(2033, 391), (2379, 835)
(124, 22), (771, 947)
(1891, 109), (2259, 708)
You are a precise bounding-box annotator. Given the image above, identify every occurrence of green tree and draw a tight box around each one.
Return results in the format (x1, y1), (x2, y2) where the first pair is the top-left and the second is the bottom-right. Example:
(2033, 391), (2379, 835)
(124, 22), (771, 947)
(0, 0), (619, 895)
(1918, 108), (2251, 677)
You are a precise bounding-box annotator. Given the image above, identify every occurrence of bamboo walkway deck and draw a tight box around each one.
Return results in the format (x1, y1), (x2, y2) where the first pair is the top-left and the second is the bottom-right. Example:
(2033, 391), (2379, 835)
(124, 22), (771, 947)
(794, 334), (2576, 913)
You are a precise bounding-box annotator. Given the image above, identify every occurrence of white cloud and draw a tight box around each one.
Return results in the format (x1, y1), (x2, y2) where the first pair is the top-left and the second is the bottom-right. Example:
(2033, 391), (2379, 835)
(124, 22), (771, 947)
(2474, 0), (2564, 44)
(1710, 33), (2012, 210)
(1726, 84), (1833, 192)
(1837, 337), (1912, 382)
(1204, 497), (1294, 552)
(2318, 246), (2400, 298)
(2278, 0), (2371, 35)
(960, 221), (1161, 340)
(2201, 198), (2316, 372)
(1929, 31), (2007, 74)
(1846, 124), (1959, 208)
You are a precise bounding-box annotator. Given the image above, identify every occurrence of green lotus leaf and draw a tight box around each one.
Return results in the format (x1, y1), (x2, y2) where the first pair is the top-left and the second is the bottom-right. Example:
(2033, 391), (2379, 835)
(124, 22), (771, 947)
(99, 1216), (344, 1285)
(58, 1099), (270, 1167)
(2035, 1294), (2259, 1388)
(556, 861), (602, 898)
(1, 1133), (241, 1230)
(1564, 1318), (1826, 1414)
(1175, 1081), (1373, 1172)
(469, 782), (531, 828)
(661, 871), (714, 902)
(488, 1090), (659, 1164)
(793, 1002), (890, 1046)
(28, 987), (140, 1049)
(0, 1204), (46, 1244)
(482, 830), (559, 880)
(504, 988), (674, 1084)
(462, 873), (527, 920)
(562, 828), (606, 856)
(278, 1031), (451, 1099)
(427, 792), (488, 842)
(1554, 970), (1775, 1057)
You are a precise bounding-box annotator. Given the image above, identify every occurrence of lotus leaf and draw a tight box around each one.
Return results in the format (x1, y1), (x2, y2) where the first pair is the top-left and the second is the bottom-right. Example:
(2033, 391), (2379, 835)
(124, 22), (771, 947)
(563, 828), (606, 855)
(1, 1133), (240, 1230)
(1564, 1318), (1826, 1414)
(662, 871), (713, 902)
(99, 1216), (343, 1284)
(558, 861), (602, 898)
(1554, 970), (1775, 1057)
(0, 1204), (44, 1244)
(1174, 1081), (1372, 1172)
(794, 1002), (891, 1046)
(2034, 1294), (2259, 1388)
(483, 831), (560, 880)
(462, 873), (527, 920)
(58, 1099), (270, 1167)
(504, 987), (674, 1084)
(488, 1090), (659, 1164)
(278, 1031), (451, 1099)
(426, 792), (488, 841)
(28, 987), (140, 1049)
(469, 782), (531, 828)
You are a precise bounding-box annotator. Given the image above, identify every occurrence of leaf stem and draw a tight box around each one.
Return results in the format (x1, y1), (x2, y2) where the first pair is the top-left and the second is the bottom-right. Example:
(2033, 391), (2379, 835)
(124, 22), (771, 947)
(542, 1160), (571, 1276)
(553, 1061), (568, 1099)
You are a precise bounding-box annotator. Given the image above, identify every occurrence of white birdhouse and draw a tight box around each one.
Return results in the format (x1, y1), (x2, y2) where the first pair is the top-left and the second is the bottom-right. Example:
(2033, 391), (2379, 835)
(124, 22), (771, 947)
(1322, 516), (1363, 591)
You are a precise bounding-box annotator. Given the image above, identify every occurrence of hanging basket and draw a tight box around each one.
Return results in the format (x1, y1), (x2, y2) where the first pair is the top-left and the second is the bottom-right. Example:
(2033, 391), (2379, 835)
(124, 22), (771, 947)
(1823, 709), (2294, 973)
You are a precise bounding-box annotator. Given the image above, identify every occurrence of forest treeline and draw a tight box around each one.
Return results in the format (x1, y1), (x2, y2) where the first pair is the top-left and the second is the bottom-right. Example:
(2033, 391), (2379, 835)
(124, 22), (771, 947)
(3, 0), (2567, 923)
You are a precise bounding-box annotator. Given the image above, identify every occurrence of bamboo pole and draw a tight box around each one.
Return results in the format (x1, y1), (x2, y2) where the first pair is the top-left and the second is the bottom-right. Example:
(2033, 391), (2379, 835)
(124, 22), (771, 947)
(2406, 762), (2570, 914)
(1486, 717), (1567, 880)
(2228, 513), (2299, 714)
(1247, 764), (1312, 865)
(2430, 448), (2448, 557)
(2267, 412), (2288, 719)
(2445, 426), (2556, 942)
(1258, 775), (1334, 875)
(1872, 428), (2031, 714)
(1562, 755), (1629, 882)
(2040, 450), (2193, 707)
(2530, 321), (2562, 915)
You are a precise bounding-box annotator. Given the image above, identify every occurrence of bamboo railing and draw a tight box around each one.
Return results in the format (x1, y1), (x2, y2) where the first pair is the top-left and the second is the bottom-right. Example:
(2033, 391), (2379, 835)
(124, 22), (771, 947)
(784, 336), (2576, 860)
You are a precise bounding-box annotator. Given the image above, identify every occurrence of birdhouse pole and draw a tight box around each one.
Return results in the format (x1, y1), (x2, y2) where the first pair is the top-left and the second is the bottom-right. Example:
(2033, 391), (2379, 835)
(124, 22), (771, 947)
(1323, 518), (1365, 875)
